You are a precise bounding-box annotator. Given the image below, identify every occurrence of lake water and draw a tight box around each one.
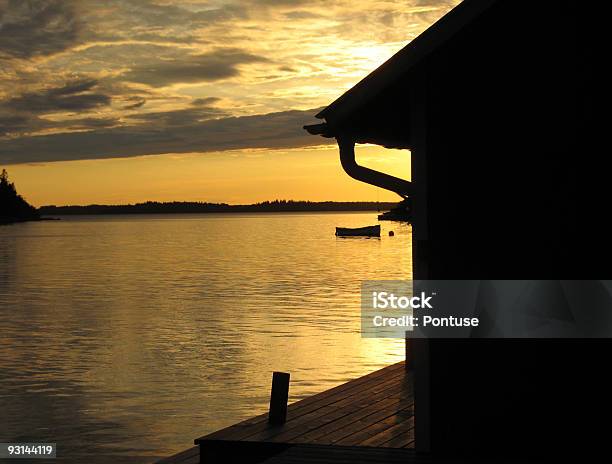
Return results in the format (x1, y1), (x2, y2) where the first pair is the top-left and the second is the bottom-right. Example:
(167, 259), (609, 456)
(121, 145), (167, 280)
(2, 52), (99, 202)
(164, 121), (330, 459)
(0, 212), (412, 463)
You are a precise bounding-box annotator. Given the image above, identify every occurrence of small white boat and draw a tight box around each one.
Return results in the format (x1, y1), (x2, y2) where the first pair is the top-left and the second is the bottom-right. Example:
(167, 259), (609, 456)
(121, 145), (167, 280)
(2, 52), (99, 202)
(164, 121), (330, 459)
(335, 225), (381, 237)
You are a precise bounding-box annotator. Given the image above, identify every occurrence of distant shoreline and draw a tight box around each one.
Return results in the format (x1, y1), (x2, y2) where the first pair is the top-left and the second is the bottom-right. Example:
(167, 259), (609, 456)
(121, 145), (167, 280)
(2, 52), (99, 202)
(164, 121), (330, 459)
(38, 200), (398, 216)
(0, 216), (59, 225)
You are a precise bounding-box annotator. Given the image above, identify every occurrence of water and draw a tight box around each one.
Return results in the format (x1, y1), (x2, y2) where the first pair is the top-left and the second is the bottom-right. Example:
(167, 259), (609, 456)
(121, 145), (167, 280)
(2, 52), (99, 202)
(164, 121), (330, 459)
(0, 212), (411, 463)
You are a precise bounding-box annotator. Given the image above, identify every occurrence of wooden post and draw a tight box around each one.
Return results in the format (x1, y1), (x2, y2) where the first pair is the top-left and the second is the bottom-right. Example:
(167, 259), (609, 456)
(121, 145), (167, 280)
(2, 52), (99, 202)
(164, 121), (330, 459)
(268, 372), (290, 425)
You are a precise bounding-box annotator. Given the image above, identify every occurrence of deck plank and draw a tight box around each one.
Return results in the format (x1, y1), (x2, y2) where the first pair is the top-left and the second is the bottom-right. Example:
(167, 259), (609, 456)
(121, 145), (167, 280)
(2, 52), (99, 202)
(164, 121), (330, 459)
(197, 362), (411, 446)
(158, 362), (415, 463)
(358, 416), (415, 447)
(334, 408), (413, 447)
(247, 371), (413, 443)
(303, 402), (413, 446)
(198, 362), (405, 442)
(290, 395), (412, 444)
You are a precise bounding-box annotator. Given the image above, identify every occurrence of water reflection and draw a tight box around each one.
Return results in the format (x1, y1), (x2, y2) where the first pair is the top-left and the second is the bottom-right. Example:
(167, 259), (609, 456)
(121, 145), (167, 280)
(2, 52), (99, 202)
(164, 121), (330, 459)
(0, 213), (411, 462)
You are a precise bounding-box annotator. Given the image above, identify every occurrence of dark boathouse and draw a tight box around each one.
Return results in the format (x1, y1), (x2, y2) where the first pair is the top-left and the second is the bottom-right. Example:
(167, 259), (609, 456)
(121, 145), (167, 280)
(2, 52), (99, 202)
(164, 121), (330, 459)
(306, 0), (606, 458)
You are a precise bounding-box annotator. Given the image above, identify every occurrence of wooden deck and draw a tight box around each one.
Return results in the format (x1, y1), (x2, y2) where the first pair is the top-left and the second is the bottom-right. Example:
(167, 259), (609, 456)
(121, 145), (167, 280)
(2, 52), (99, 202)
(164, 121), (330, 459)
(157, 445), (421, 464)
(156, 361), (413, 463)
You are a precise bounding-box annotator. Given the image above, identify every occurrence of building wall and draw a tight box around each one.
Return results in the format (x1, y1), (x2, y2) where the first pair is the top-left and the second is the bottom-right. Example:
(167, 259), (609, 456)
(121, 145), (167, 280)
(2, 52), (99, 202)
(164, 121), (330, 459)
(411, 0), (606, 456)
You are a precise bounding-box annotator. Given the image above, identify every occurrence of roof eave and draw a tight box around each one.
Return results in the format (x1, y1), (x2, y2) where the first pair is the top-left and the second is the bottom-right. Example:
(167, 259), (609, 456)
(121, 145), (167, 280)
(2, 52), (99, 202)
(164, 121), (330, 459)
(314, 0), (499, 125)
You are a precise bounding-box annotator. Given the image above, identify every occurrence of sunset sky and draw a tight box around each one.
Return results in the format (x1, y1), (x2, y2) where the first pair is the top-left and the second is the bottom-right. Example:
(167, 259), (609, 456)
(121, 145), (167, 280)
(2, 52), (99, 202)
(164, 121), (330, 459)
(0, 0), (458, 206)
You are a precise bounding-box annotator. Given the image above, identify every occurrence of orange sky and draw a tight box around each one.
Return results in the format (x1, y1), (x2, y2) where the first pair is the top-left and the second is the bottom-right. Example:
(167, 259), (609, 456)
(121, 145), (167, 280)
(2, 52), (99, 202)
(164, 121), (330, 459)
(0, 0), (458, 206)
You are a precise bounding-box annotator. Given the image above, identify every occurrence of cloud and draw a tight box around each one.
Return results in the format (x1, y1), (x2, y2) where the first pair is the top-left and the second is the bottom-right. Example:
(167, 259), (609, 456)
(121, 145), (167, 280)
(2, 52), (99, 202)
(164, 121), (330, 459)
(126, 106), (227, 127)
(0, 114), (29, 136)
(100, 1), (249, 29)
(0, 78), (119, 137)
(252, 0), (311, 6)
(64, 1), (250, 54)
(192, 97), (221, 106)
(0, 0), (461, 168)
(0, 0), (80, 59)
(5, 79), (110, 113)
(61, 116), (118, 129)
(283, 11), (324, 20)
(0, 112), (118, 137)
(122, 97), (146, 110)
(278, 65), (297, 73)
(0, 107), (326, 164)
(122, 48), (270, 87)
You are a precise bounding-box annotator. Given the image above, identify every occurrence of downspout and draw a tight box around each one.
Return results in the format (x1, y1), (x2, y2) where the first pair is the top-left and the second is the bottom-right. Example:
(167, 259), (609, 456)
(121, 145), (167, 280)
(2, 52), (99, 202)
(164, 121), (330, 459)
(336, 135), (413, 198)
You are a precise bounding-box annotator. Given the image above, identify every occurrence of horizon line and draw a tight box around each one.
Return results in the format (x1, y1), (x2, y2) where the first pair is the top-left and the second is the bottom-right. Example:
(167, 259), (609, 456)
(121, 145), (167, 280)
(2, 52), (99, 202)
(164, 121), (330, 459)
(38, 199), (400, 208)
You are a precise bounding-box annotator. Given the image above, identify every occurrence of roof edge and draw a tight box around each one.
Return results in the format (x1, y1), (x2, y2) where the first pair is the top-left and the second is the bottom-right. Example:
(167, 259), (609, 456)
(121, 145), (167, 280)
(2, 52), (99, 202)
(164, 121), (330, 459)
(315, 0), (499, 121)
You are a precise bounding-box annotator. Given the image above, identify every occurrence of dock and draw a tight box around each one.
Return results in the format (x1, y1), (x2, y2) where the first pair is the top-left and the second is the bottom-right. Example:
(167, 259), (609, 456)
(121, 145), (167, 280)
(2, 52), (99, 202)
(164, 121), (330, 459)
(156, 361), (413, 463)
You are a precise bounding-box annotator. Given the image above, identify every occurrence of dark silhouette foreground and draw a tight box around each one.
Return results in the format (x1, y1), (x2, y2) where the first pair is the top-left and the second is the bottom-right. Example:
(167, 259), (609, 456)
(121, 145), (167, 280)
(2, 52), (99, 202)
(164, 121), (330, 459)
(0, 169), (39, 225)
(305, 0), (602, 459)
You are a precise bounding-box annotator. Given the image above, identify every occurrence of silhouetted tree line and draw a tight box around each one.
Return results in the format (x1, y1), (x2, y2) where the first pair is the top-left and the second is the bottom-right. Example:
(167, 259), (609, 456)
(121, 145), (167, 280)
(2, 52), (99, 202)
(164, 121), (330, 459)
(39, 200), (398, 215)
(0, 169), (40, 224)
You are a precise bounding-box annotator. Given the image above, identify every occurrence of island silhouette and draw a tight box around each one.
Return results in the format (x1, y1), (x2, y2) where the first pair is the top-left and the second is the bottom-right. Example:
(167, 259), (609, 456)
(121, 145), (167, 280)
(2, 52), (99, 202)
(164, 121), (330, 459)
(0, 169), (40, 225)
(1, 168), (402, 222)
(38, 200), (398, 216)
